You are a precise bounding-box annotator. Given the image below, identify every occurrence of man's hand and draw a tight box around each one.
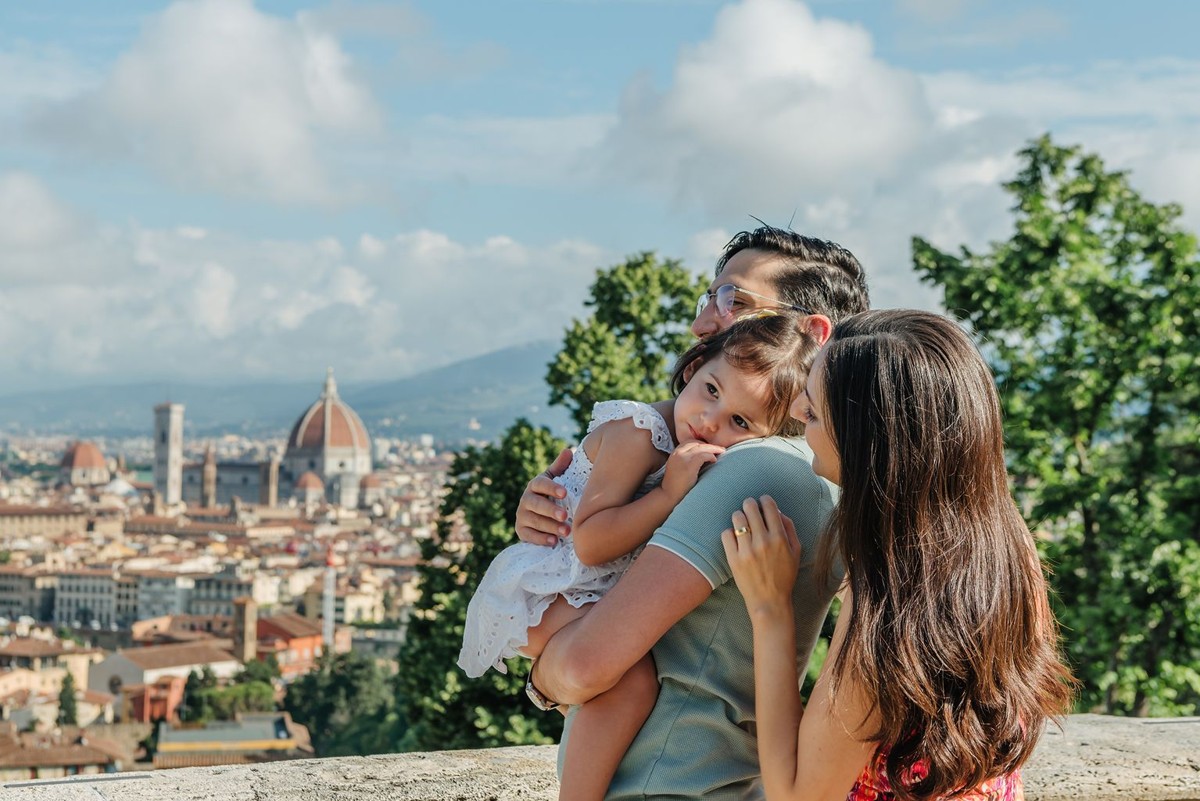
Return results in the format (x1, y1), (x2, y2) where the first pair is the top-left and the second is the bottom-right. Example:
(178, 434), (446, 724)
(515, 447), (573, 546)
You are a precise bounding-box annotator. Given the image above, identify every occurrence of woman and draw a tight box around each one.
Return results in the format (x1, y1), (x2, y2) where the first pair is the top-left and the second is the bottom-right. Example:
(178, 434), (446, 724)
(723, 310), (1075, 801)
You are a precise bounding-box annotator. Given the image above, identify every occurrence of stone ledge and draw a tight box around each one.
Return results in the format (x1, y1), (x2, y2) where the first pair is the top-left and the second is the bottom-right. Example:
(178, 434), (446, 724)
(6, 714), (1199, 800)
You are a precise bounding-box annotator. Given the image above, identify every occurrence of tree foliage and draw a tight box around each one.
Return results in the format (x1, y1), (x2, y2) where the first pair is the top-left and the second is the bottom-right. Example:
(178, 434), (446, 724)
(236, 655), (280, 686)
(395, 419), (568, 751)
(210, 681), (275, 719)
(547, 252), (707, 436)
(283, 650), (397, 755)
(57, 672), (78, 727)
(180, 664), (276, 724)
(179, 667), (218, 723)
(913, 134), (1200, 715)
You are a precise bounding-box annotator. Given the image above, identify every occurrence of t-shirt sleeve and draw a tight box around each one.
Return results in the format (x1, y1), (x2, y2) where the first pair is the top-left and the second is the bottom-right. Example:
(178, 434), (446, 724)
(649, 439), (834, 589)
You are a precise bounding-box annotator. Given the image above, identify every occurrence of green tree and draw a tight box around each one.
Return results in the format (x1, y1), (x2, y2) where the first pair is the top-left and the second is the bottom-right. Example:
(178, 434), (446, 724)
(394, 419), (568, 752)
(547, 252), (707, 436)
(57, 672), (79, 727)
(912, 134), (1200, 716)
(283, 650), (395, 755)
(179, 666), (218, 723)
(210, 681), (275, 719)
(236, 656), (280, 685)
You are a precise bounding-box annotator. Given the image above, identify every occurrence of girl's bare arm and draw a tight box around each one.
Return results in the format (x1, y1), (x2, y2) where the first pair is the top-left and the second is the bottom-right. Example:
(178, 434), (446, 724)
(570, 419), (676, 566)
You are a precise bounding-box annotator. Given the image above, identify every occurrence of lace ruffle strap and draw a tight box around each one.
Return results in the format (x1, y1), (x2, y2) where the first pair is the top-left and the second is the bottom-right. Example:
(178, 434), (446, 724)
(587, 400), (675, 456)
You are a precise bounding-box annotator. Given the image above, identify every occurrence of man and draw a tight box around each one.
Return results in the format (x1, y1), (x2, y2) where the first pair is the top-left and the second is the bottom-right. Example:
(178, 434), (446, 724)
(521, 226), (870, 799)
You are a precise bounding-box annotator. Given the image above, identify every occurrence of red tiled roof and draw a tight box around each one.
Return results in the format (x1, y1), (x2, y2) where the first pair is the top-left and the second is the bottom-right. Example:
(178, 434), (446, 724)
(285, 372), (370, 452)
(259, 612), (322, 640)
(117, 643), (236, 671)
(79, 689), (114, 706)
(0, 638), (71, 659)
(60, 441), (106, 470)
(0, 732), (124, 769)
(294, 471), (324, 490)
(0, 505), (85, 518)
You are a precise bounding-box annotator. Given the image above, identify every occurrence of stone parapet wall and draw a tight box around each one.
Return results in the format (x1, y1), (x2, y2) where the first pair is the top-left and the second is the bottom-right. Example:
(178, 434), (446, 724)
(6, 714), (1199, 800)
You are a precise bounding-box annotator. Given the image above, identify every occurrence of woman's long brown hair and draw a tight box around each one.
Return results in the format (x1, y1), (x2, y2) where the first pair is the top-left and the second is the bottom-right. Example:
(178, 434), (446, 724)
(817, 310), (1074, 800)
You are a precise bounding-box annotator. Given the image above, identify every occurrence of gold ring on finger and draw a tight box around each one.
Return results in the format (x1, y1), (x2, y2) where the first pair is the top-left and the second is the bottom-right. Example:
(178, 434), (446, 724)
(734, 526), (749, 537)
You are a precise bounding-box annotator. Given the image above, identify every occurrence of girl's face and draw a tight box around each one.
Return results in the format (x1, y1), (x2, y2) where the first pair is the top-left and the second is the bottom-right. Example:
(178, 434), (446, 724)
(790, 348), (840, 485)
(674, 354), (773, 449)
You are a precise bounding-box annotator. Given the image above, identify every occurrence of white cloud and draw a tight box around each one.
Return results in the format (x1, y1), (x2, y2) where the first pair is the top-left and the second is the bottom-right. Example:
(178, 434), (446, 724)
(602, 0), (932, 214)
(923, 59), (1200, 229)
(686, 228), (733, 275)
(599, 0), (1200, 310)
(597, 0), (962, 308)
(29, 0), (381, 204)
(925, 59), (1200, 123)
(0, 175), (611, 391)
(193, 263), (238, 338)
(0, 43), (96, 113)
(358, 233), (386, 259)
(0, 172), (81, 252)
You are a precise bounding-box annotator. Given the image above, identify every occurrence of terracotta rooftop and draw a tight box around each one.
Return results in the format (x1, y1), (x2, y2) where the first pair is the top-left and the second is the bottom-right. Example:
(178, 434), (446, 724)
(116, 643), (237, 671)
(0, 726), (125, 769)
(286, 369), (370, 452)
(260, 612), (323, 640)
(0, 505), (85, 518)
(0, 638), (72, 659)
(60, 441), (106, 470)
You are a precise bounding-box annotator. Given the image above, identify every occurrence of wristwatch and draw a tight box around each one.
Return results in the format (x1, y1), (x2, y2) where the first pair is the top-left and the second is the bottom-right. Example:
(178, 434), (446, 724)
(525, 665), (562, 712)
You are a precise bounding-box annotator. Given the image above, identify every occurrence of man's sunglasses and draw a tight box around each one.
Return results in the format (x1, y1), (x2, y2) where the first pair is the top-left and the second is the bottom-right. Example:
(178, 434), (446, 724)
(695, 284), (814, 319)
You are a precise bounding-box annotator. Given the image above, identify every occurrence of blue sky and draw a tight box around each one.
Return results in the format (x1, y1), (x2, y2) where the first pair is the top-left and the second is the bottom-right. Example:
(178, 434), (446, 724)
(3, 0), (1199, 392)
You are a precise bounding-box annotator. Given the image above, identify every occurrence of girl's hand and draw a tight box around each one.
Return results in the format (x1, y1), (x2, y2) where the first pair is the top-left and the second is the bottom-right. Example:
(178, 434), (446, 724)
(662, 442), (725, 501)
(722, 496), (802, 615)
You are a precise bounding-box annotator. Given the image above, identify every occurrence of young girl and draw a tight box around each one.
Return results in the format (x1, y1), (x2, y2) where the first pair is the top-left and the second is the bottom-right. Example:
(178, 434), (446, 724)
(723, 310), (1075, 801)
(458, 310), (818, 801)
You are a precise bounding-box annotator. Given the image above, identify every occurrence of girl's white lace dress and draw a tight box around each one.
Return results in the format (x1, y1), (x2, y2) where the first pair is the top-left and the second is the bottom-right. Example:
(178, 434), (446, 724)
(457, 400), (675, 678)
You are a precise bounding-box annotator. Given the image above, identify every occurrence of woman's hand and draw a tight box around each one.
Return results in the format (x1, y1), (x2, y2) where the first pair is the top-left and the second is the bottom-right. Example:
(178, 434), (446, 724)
(515, 448), (574, 546)
(722, 496), (802, 616)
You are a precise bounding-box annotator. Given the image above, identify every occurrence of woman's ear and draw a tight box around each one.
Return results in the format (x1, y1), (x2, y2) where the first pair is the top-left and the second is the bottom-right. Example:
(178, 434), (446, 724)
(804, 314), (834, 346)
(682, 357), (703, 384)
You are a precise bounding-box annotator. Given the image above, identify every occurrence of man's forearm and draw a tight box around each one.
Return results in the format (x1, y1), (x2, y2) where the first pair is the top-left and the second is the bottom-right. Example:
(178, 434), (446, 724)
(534, 614), (613, 706)
(531, 545), (714, 706)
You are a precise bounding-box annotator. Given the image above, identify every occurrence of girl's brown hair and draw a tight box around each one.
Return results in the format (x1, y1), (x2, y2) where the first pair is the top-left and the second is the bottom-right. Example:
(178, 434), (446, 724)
(670, 311), (818, 437)
(817, 310), (1074, 800)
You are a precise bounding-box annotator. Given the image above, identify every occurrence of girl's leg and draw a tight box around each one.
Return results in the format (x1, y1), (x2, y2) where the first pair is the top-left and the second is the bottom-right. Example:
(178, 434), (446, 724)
(520, 598), (659, 800)
(557, 653), (657, 801)
(521, 595), (590, 659)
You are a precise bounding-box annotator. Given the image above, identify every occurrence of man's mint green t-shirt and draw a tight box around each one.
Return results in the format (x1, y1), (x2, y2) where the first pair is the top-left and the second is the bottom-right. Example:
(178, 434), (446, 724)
(563, 436), (840, 800)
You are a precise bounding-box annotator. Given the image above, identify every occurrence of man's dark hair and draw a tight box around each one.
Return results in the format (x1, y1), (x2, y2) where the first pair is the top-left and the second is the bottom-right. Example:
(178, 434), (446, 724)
(717, 225), (870, 323)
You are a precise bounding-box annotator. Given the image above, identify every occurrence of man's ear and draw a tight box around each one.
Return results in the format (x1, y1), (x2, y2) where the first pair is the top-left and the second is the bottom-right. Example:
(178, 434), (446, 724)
(682, 357), (703, 384)
(804, 314), (834, 346)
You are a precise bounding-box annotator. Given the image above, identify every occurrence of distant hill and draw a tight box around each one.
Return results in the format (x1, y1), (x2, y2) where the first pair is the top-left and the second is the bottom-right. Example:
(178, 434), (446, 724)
(0, 341), (575, 445)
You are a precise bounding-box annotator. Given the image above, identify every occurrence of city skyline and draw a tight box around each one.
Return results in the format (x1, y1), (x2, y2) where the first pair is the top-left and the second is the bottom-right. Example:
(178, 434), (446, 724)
(3, 0), (1198, 393)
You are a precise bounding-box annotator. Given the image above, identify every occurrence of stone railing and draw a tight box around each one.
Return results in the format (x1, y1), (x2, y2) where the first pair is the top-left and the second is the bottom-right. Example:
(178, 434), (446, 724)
(6, 714), (1199, 800)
